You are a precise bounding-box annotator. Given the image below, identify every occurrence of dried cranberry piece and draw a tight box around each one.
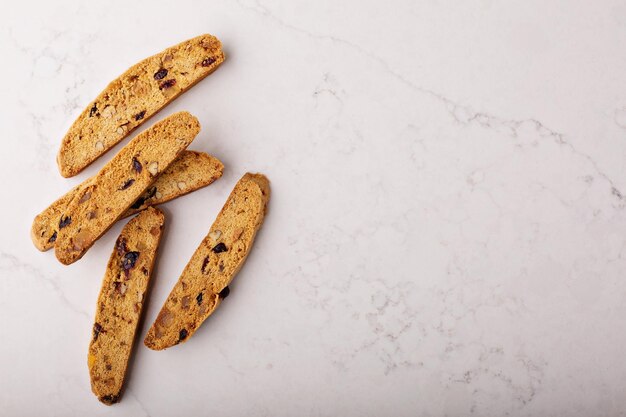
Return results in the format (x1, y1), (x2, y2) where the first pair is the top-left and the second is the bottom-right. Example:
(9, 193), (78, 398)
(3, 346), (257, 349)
(132, 157), (142, 173)
(93, 323), (104, 341)
(196, 292), (203, 305)
(153, 68), (168, 80)
(100, 394), (120, 405)
(130, 198), (144, 210)
(159, 79), (176, 90)
(201, 57), (216, 67)
(89, 103), (99, 117)
(121, 251), (139, 270)
(119, 179), (135, 190)
(59, 216), (72, 229)
(212, 242), (227, 253)
(130, 187), (156, 209)
(134, 110), (146, 121)
(219, 286), (230, 299)
(178, 328), (188, 342)
(116, 237), (128, 255)
(201, 255), (210, 274)
(48, 231), (57, 243)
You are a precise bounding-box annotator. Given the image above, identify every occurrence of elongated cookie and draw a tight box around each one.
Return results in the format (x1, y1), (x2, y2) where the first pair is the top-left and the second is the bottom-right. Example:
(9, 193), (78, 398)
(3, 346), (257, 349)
(144, 173), (270, 350)
(124, 151), (223, 217)
(31, 151), (223, 252)
(57, 33), (224, 177)
(88, 207), (164, 405)
(55, 111), (199, 265)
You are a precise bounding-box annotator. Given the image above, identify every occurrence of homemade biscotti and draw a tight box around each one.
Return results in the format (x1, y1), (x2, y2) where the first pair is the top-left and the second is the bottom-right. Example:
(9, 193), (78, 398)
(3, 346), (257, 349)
(54, 111), (199, 265)
(31, 151), (223, 252)
(57, 34), (224, 177)
(144, 173), (270, 350)
(124, 151), (223, 217)
(88, 207), (164, 405)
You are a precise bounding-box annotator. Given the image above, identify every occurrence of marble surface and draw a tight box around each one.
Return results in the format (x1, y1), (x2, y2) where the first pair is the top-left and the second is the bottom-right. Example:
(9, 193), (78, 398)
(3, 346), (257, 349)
(2, 0), (626, 415)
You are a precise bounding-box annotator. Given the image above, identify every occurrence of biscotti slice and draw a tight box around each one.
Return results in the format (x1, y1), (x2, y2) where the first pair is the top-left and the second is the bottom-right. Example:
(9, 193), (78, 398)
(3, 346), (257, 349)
(88, 207), (164, 405)
(54, 111), (199, 265)
(31, 151), (223, 252)
(144, 173), (270, 350)
(124, 150), (223, 217)
(57, 33), (224, 177)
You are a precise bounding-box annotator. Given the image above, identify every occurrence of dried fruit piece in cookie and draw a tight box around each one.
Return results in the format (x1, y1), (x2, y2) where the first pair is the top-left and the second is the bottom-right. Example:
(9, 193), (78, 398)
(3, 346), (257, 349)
(88, 207), (164, 405)
(144, 173), (270, 350)
(54, 111), (199, 265)
(57, 34), (225, 177)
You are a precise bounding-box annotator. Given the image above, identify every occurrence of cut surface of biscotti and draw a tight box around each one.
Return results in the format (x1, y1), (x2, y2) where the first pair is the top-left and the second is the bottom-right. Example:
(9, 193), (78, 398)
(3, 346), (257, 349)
(31, 151), (223, 252)
(57, 34), (224, 177)
(55, 111), (199, 265)
(88, 207), (164, 405)
(144, 173), (270, 350)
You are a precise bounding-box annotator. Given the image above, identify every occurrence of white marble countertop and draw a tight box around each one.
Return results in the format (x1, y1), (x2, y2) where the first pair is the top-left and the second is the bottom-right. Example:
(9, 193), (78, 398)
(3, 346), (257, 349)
(2, 0), (626, 415)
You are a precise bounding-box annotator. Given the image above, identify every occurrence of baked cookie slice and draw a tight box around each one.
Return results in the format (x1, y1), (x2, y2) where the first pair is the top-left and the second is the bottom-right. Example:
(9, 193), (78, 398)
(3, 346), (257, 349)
(88, 207), (164, 405)
(57, 33), (224, 177)
(124, 151), (223, 217)
(144, 173), (270, 350)
(31, 151), (223, 252)
(55, 111), (199, 265)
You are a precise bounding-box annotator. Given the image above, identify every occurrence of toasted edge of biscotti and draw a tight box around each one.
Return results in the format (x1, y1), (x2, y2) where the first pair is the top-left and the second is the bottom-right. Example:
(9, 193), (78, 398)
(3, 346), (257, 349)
(31, 151), (223, 252)
(88, 207), (164, 405)
(144, 173), (270, 350)
(57, 34), (224, 177)
(54, 111), (199, 265)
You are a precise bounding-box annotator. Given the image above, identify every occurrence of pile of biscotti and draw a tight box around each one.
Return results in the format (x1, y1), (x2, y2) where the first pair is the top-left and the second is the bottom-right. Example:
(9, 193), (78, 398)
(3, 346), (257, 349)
(30, 34), (270, 405)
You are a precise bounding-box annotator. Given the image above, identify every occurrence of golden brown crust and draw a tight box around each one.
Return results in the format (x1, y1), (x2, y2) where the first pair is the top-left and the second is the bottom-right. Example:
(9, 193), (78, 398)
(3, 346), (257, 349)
(88, 207), (164, 405)
(144, 173), (270, 350)
(31, 151), (223, 252)
(54, 111), (199, 265)
(57, 34), (224, 177)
